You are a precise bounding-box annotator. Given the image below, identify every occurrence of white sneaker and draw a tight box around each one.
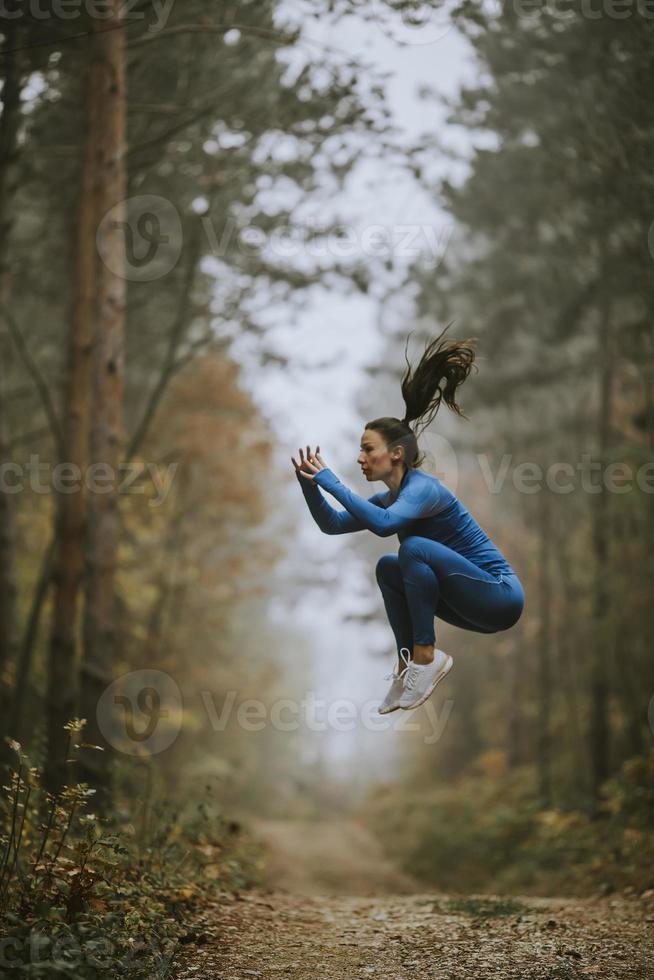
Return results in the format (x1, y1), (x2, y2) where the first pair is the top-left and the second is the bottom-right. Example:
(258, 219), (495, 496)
(378, 647), (412, 714)
(398, 648), (454, 710)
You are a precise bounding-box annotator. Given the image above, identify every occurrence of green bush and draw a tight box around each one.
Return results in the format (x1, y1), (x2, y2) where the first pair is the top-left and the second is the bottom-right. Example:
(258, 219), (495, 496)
(361, 749), (654, 896)
(0, 723), (265, 978)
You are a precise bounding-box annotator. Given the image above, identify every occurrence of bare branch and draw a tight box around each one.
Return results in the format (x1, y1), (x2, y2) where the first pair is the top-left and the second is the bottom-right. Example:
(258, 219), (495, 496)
(127, 22), (298, 51)
(0, 304), (64, 456)
(124, 219), (203, 463)
(7, 425), (53, 451)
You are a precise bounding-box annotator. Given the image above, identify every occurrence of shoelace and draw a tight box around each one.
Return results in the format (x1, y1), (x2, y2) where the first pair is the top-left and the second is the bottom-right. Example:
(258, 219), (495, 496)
(384, 647), (412, 682)
(403, 660), (425, 693)
(404, 652), (446, 693)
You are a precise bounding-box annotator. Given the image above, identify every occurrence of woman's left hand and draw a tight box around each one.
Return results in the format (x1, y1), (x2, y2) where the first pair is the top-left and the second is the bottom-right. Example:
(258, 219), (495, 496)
(291, 445), (328, 481)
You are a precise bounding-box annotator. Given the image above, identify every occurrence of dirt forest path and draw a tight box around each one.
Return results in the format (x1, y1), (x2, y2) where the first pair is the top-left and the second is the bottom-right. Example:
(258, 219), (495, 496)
(176, 818), (654, 979)
(244, 817), (422, 896)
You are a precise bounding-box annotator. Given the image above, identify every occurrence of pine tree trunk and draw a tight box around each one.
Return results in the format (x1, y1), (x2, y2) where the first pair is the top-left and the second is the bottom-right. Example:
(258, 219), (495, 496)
(0, 366), (17, 682)
(0, 20), (21, 704)
(43, 53), (100, 795)
(78, 3), (127, 811)
(554, 540), (588, 801)
(9, 535), (57, 746)
(536, 486), (552, 807)
(507, 645), (525, 768)
(589, 292), (614, 809)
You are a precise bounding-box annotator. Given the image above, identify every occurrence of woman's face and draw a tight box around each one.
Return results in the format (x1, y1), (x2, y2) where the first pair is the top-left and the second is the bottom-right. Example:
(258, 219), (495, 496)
(357, 428), (402, 481)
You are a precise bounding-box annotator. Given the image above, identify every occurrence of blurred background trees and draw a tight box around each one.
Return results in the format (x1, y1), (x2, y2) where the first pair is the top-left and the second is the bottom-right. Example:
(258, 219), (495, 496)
(0, 0), (390, 794)
(0, 0), (652, 901)
(355, 0), (654, 894)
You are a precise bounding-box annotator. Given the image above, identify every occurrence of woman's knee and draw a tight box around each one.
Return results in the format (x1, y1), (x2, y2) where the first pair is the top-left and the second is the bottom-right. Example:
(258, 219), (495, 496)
(510, 598), (525, 628)
(501, 594), (525, 630)
(397, 536), (424, 564)
(375, 553), (399, 585)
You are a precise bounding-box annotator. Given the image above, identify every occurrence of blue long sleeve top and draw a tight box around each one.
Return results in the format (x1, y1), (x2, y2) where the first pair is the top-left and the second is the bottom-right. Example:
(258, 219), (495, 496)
(296, 465), (515, 580)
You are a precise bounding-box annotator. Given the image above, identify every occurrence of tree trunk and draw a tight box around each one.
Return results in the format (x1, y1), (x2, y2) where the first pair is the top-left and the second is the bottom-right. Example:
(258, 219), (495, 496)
(553, 534), (589, 802)
(609, 547), (644, 759)
(78, 2), (127, 812)
(44, 54), (101, 795)
(536, 485), (553, 807)
(589, 292), (614, 809)
(3, 534), (56, 751)
(0, 18), (21, 705)
(0, 328), (18, 704)
(507, 642), (526, 768)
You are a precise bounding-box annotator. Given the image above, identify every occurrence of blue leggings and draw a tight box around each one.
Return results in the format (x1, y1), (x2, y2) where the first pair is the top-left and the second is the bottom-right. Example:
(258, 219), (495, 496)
(375, 535), (525, 650)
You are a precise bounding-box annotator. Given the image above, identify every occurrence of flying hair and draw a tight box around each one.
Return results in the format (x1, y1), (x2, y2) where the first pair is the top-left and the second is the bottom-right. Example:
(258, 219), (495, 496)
(365, 323), (478, 470)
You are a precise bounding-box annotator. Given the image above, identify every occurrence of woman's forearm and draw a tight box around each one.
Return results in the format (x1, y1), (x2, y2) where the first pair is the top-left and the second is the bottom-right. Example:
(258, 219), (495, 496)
(311, 469), (399, 536)
(296, 469), (366, 534)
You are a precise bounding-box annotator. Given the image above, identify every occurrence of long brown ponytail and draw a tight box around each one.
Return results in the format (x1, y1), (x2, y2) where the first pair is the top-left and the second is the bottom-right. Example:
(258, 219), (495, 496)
(365, 324), (477, 469)
(400, 323), (477, 437)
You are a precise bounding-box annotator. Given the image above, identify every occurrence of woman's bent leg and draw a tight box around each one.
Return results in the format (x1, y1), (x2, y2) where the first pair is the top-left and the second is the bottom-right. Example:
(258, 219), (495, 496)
(398, 536), (525, 645)
(435, 594), (499, 634)
(375, 554), (413, 654)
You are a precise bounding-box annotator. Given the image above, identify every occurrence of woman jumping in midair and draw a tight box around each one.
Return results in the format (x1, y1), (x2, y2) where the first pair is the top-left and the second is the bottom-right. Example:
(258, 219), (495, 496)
(291, 328), (525, 714)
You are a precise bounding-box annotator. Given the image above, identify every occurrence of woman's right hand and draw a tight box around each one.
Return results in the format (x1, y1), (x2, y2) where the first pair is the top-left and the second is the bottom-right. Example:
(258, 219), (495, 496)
(291, 445), (321, 481)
